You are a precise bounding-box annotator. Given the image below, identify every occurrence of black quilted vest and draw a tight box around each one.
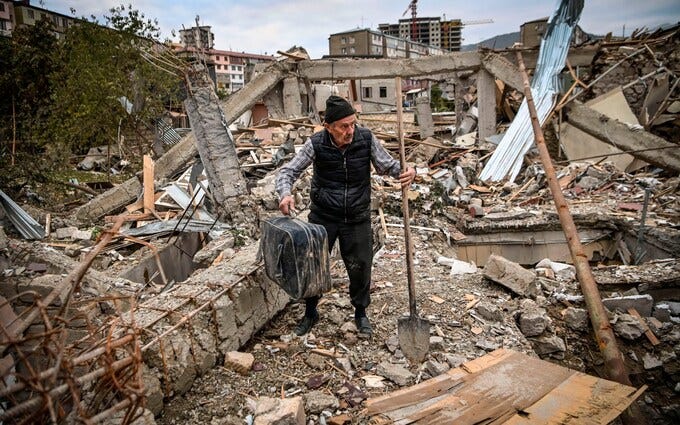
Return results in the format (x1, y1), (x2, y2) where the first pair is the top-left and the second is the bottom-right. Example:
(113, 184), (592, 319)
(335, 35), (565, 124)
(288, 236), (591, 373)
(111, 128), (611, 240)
(310, 126), (372, 223)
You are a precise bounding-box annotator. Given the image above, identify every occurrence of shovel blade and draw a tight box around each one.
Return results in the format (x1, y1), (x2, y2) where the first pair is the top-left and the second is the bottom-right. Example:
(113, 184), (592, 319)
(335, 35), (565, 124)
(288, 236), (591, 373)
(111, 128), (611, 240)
(398, 316), (430, 363)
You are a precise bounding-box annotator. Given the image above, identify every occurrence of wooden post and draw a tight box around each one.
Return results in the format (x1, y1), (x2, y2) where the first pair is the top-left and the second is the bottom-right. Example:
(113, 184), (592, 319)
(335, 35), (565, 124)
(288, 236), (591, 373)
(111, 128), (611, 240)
(143, 155), (155, 214)
(11, 95), (16, 166)
(515, 50), (633, 388)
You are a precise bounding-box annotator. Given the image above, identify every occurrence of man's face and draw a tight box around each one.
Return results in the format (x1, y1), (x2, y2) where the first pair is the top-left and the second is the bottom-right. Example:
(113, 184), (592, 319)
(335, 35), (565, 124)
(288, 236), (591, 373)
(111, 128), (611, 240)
(325, 114), (356, 147)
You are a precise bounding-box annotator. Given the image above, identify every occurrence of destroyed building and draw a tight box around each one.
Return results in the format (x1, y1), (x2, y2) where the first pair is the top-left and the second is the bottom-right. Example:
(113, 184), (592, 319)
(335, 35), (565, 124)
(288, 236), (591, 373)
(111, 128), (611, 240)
(1, 4), (679, 425)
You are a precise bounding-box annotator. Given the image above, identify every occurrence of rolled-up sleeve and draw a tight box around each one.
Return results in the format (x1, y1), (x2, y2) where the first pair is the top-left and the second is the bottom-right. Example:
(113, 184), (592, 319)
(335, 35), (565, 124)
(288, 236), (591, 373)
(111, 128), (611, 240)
(275, 139), (315, 200)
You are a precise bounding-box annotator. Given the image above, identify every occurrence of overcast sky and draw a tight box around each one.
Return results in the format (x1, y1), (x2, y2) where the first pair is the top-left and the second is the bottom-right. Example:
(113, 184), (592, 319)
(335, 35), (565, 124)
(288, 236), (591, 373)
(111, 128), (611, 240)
(44, 0), (680, 58)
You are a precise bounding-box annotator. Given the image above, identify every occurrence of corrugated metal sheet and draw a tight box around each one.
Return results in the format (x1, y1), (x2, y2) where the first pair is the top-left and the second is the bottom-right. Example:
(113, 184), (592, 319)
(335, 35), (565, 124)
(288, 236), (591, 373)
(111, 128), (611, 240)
(0, 189), (45, 240)
(479, 0), (584, 182)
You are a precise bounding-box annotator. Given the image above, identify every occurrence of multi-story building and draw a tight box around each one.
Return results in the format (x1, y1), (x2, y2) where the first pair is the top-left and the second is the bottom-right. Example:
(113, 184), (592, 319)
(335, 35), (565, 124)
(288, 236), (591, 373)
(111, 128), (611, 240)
(2, 0), (76, 38)
(520, 17), (588, 49)
(328, 28), (446, 59)
(0, 1), (14, 36)
(178, 26), (214, 50)
(327, 28), (446, 111)
(210, 49), (274, 94)
(378, 17), (463, 52)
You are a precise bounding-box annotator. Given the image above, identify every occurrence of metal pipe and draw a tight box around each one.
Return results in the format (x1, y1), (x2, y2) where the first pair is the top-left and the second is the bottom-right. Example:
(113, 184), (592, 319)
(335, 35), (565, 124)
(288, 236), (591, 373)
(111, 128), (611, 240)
(515, 50), (633, 387)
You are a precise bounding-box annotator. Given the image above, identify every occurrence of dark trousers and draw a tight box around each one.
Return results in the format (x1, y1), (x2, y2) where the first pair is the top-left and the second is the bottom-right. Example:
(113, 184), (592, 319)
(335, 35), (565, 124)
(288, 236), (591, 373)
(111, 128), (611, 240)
(306, 215), (373, 315)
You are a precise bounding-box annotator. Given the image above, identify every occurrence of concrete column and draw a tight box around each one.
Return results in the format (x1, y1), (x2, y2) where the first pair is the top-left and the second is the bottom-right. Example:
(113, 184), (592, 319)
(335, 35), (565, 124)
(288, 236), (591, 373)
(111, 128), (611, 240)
(282, 77), (302, 118)
(477, 69), (497, 143)
(415, 97), (435, 139)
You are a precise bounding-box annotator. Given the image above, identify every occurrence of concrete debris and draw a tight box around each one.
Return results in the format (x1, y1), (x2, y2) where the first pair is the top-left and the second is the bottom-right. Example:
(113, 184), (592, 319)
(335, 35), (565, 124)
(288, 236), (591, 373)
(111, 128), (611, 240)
(224, 351), (255, 375)
(531, 334), (567, 357)
(303, 390), (339, 415)
(376, 361), (414, 386)
(562, 307), (590, 331)
(482, 254), (538, 297)
(603, 294), (655, 317)
(612, 313), (646, 340)
(518, 304), (552, 337)
(253, 396), (305, 425)
(642, 353), (663, 370)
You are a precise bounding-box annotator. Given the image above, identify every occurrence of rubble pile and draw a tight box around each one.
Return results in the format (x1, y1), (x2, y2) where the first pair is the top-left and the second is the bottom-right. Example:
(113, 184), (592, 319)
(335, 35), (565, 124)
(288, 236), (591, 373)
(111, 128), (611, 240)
(1, 22), (679, 425)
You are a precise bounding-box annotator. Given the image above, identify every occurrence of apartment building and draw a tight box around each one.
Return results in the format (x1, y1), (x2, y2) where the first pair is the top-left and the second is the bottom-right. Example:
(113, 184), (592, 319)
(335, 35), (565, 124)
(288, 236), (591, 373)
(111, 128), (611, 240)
(378, 17), (463, 52)
(328, 28), (445, 59)
(211, 49), (274, 94)
(1, 0), (76, 38)
(327, 28), (445, 112)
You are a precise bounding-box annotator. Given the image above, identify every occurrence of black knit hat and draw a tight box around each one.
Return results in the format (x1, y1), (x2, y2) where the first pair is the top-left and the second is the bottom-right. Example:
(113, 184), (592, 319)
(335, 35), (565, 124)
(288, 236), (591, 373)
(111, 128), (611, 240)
(324, 95), (355, 124)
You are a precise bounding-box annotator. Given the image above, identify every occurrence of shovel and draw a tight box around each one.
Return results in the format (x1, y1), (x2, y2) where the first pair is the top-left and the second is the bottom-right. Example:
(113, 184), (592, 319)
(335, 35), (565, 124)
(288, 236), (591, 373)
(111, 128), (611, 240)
(394, 77), (430, 363)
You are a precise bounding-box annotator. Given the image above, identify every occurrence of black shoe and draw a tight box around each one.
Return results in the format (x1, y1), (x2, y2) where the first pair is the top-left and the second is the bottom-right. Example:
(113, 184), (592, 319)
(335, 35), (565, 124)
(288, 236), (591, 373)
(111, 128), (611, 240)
(294, 314), (319, 336)
(355, 316), (372, 338)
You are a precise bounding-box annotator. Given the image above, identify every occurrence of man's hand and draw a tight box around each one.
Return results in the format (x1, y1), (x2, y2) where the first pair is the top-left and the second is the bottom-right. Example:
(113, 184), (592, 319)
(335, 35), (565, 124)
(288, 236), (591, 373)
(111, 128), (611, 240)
(279, 195), (296, 215)
(399, 166), (416, 188)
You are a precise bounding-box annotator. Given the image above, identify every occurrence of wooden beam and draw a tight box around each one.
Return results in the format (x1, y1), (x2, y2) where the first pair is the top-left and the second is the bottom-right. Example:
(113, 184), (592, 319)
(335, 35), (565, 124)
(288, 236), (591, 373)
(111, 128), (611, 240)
(143, 155), (155, 214)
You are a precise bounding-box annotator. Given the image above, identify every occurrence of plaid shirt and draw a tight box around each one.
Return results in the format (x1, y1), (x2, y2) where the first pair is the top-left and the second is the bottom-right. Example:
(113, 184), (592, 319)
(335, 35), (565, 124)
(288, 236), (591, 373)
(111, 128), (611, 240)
(275, 129), (402, 200)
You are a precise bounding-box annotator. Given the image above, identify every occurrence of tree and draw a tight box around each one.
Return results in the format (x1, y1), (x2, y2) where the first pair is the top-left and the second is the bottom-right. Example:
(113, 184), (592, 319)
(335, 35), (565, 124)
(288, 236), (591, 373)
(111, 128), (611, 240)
(0, 18), (59, 191)
(45, 5), (182, 162)
(0, 18), (58, 156)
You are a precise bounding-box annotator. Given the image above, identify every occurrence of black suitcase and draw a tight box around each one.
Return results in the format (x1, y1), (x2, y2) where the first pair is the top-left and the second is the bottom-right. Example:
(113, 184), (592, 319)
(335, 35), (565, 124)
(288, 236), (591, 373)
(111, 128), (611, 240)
(260, 216), (331, 300)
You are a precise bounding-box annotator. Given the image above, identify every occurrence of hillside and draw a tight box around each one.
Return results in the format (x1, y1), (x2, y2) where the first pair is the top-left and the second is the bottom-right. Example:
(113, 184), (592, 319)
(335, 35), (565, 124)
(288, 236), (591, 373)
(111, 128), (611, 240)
(461, 31), (520, 51)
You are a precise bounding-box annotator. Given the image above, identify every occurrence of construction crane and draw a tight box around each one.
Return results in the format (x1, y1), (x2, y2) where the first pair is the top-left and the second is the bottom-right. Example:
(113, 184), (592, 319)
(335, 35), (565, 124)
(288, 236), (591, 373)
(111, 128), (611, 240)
(402, 0), (418, 42)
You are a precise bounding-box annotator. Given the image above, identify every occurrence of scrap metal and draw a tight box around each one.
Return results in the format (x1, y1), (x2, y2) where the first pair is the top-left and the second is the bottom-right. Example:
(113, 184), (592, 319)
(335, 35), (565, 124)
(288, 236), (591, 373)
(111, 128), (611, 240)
(479, 0), (584, 182)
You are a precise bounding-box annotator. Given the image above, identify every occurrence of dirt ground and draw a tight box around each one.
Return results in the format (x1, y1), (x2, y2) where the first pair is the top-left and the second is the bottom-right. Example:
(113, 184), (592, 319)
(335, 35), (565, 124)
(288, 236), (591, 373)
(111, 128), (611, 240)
(152, 213), (677, 425)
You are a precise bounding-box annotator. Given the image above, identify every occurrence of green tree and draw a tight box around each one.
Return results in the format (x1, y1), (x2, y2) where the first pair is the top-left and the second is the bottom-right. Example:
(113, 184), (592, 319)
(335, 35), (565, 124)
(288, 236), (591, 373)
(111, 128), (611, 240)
(45, 5), (182, 163)
(430, 84), (453, 112)
(0, 19), (57, 165)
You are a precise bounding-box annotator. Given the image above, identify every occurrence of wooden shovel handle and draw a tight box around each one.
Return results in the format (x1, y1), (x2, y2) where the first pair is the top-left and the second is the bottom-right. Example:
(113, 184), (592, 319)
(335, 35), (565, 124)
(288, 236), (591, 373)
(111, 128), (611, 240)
(395, 77), (418, 318)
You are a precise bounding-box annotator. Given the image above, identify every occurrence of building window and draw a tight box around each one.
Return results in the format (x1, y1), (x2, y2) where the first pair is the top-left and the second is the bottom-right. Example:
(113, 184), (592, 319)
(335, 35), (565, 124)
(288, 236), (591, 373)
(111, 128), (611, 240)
(341, 47), (346, 54)
(349, 36), (355, 44)
(350, 46), (355, 54)
(0, 3), (4, 12)
(379, 87), (387, 98)
(340, 37), (346, 44)
(363, 87), (372, 98)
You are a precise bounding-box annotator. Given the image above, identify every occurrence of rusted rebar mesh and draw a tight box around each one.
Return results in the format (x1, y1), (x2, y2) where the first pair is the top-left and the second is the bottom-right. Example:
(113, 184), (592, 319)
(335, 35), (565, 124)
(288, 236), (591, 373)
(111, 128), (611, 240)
(1, 214), (258, 424)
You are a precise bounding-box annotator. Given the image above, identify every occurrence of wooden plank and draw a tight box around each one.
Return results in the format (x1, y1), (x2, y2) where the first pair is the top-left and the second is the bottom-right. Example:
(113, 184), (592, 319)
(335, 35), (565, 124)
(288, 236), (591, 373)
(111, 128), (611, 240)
(627, 308), (661, 346)
(503, 373), (644, 425)
(364, 349), (642, 425)
(366, 349), (573, 423)
(143, 155), (155, 214)
(460, 348), (514, 373)
(365, 368), (468, 415)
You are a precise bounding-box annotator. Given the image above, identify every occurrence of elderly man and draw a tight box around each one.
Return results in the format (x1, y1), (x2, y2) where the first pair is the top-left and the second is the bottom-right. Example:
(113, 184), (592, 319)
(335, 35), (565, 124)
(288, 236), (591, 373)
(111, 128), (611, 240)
(276, 95), (415, 337)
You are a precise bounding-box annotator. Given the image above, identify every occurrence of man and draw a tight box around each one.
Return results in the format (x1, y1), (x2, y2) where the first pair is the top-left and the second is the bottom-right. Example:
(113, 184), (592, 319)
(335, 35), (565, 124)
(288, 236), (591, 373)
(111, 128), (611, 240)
(275, 95), (415, 337)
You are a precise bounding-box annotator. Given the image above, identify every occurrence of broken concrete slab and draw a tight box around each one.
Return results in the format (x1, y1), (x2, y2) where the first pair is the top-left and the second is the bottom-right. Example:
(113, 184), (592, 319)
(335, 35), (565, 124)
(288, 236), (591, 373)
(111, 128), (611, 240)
(566, 101), (680, 173)
(483, 254), (538, 297)
(603, 294), (654, 317)
(560, 87), (647, 172)
(74, 60), (291, 225)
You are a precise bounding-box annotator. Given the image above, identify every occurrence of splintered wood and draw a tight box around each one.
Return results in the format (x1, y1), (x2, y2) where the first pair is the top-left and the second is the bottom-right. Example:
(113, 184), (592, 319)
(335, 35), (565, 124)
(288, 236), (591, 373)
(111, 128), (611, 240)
(365, 349), (644, 424)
